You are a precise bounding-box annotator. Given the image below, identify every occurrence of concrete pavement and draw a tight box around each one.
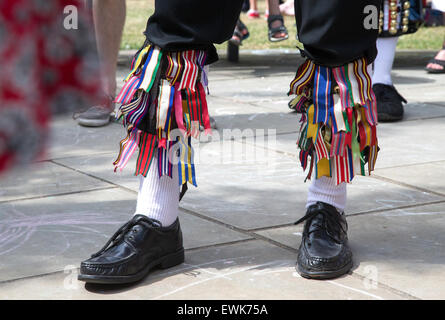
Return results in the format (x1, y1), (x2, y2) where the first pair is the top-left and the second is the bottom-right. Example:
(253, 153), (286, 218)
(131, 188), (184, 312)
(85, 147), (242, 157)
(1, 50), (445, 300)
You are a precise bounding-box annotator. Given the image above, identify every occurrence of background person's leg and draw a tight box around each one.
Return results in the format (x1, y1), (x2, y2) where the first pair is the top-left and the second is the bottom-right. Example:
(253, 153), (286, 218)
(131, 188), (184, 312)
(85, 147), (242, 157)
(293, 0), (379, 279)
(372, 36), (407, 122)
(267, 0), (289, 42)
(76, 0), (126, 127)
(93, 0), (126, 99)
(372, 37), (398, 86)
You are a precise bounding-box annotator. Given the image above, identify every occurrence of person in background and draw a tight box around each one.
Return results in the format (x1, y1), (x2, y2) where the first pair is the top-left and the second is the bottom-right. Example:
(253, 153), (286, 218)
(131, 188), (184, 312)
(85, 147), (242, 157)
(268, 0), (289, 42)
(75, 0), (126, 127)
(0, 0), (103, 174)
(231, 0), (288, 44)
(279, 0), (295, 16)
(425, 0), (445, 73)
(247, 0), (260, 18)
(78, 0), (382, 285)
(372, 0), (423, 121)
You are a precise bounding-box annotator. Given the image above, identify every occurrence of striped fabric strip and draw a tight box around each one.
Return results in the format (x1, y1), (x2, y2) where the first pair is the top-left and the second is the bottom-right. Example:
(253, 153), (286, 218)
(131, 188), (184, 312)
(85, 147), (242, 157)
(178, 136), (197, 187)
(135, 132), (157, 177)
(298, 123), (310, 151)
(313, 65), (333, 125)
(178, 50), (199, 91)
(158, 140), (174, 178)
(332, 57), (373, 108)
(157, 80), (174, 130)
(119, 91), (143, 115)
(330, 131), (347, 157)
(116, 91), (143, 120)
(305, 104), (318, 142)
(332, 65), (353, 108)
(127, 91), (150, 126)
(184, 88), (203, 138)
(182, 98), (191, 134)
(163, 86), (175, 134)
(197, 83), (211, 134)
(316, 157), (331, 179)
(352, 146), (364, 178)
(115, 75), (141, 105)
(299, 150), (310, 171)
(363, 93), (378, 126)
(138, 46), (163, 93)
(174, 83), (186, 132)
(288, 95), (308, 113)
(350, 114), (361, 165)
(288, 60), (315, 95)
(196, 51), (208, 87)
(113, 129), (141, 172)
(330, 95), (347, 133)
(314, 128), (329, 162)
(125, 46), (150, 82)
(367, 145), (378, 173)
(334, 151), (352, 185)
(166, 52), (183, 85)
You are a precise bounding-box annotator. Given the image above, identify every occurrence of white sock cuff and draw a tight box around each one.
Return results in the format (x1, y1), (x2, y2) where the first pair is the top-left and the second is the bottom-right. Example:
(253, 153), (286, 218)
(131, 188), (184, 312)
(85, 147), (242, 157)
(306, 176), (347, 213)
(372, 37), (399, 86)
(134, 161), (180, 227)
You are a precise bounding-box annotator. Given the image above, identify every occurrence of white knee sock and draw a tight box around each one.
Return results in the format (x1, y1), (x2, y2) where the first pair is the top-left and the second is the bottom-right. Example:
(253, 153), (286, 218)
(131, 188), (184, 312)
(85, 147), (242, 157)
(372, 37), (399, 86)
(306, 176), (347, 213)
(134, 160), (180, 227)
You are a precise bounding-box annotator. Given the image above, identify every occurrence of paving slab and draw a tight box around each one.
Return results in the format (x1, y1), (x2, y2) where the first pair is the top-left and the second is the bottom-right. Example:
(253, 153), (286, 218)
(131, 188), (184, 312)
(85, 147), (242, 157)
(401, 103), (445, 121)
(208, 75), (295, 104)
(374, 161), (445, 196)
(48, 115), (126, 160)
(208, 95), (299, 136)
(393, 68), (445, 105)
(256, 202), (445, 299)
(181, 149), (309, 230)
(0, 161), (111, 203)
(0, 188), (250, 283)
(392, 68), (445, 87)
(0, 240), (406, 300)
(269, 117), (445, 169)
(351, 203), (445, 300)
(2, 56), (444, 300)
(54, 153), (139, 192)
(183, 138), (441, 229)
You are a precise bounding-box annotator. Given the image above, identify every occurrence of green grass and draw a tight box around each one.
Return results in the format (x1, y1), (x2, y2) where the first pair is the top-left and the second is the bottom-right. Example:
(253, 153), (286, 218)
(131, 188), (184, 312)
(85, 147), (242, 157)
(122, 0), (445, 51)
(121, 0), (154, 49)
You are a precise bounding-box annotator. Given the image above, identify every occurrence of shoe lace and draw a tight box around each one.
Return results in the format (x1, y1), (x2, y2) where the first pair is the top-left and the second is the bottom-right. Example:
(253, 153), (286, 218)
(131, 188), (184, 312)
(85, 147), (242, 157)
(294, 206), (346, 244)
(90, 216), (162, 258)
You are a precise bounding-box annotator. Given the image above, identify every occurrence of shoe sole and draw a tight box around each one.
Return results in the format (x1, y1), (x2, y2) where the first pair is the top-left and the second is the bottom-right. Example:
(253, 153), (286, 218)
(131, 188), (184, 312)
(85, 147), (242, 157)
(77, 248), (185, 284)
(377, 113), (403, 122)
(269, 35), (289, 42)
(296, 259), (353, 280)
(77, 118), (111, 127)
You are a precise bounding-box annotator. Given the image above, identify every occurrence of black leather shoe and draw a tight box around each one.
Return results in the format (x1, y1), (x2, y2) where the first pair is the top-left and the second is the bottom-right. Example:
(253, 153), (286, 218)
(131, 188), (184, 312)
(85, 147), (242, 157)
(78, 215), (184, 284)
(373, 83), (407, 122)
(295, 202), (352, 279)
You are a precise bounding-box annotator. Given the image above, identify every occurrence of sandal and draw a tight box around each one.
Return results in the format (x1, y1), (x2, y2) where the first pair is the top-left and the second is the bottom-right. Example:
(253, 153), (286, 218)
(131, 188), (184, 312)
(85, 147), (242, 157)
(267, 15), (289, 42)
(425, 58), (445, 74)
(229, 19), (250, 46)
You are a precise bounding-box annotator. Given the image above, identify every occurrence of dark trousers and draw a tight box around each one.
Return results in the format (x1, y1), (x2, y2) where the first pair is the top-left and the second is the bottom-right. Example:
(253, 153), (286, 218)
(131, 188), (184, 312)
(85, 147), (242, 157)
(145, 0), (379, 66)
